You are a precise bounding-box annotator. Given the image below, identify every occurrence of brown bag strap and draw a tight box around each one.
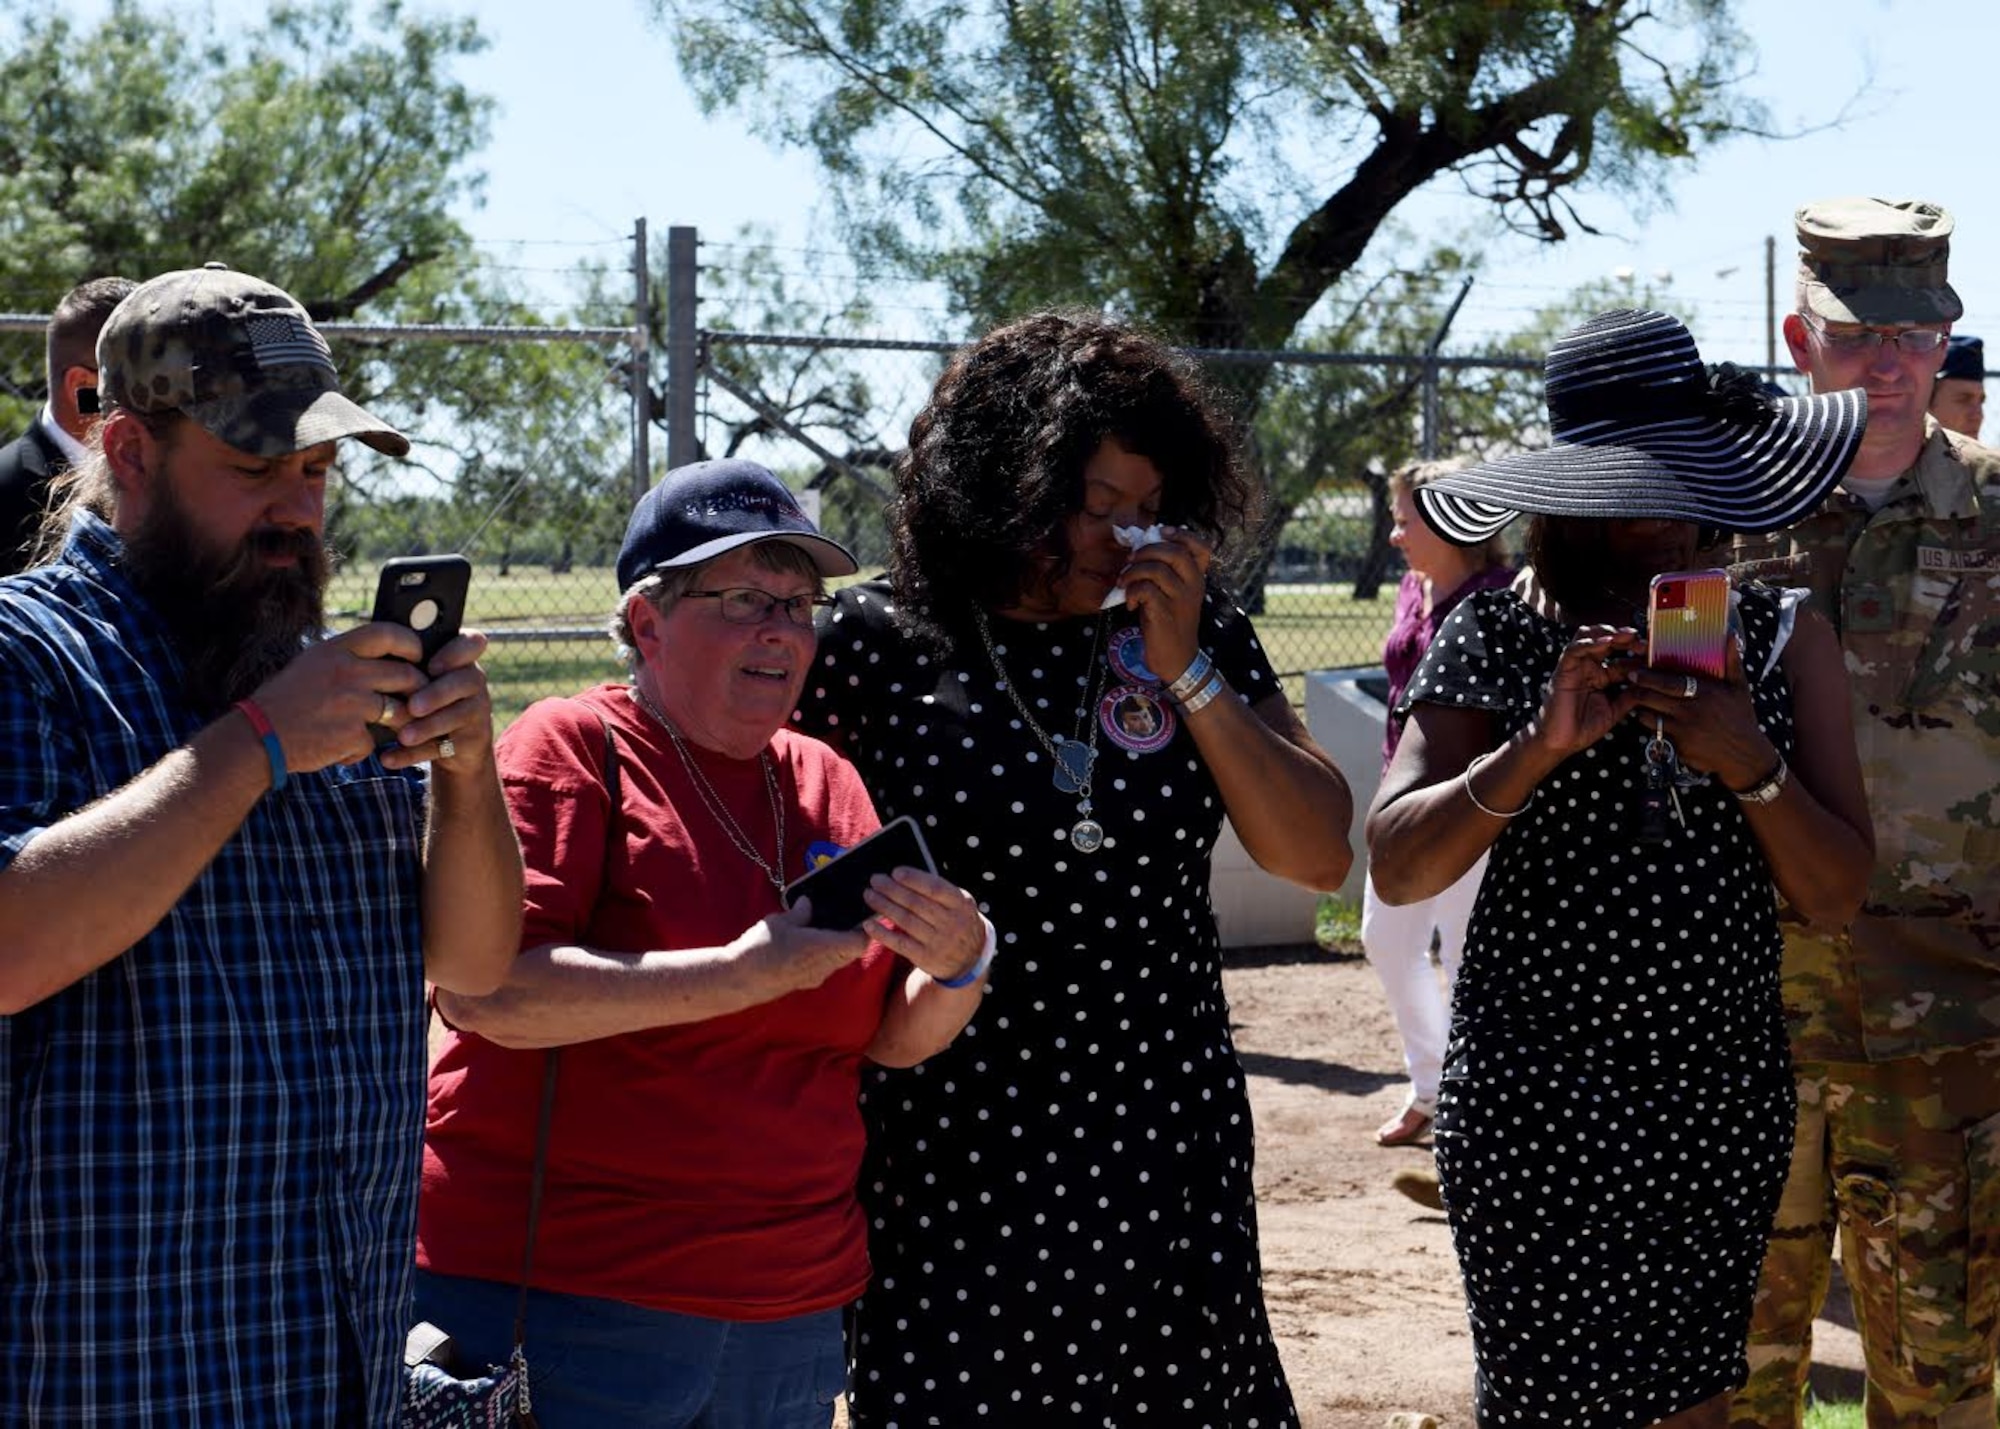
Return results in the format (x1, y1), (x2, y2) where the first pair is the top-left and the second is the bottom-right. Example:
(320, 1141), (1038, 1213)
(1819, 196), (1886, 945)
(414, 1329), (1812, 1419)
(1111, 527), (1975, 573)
(509, 707), (622, 1351)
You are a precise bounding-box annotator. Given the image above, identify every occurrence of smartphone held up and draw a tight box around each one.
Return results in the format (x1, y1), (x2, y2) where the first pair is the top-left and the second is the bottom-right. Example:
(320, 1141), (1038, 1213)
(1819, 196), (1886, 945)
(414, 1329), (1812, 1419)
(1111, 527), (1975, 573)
(782, 816), (938, 931)
(365, 555), (470, 746)
(1646, 569), (1731, 680)
(371, 555), (470, 665)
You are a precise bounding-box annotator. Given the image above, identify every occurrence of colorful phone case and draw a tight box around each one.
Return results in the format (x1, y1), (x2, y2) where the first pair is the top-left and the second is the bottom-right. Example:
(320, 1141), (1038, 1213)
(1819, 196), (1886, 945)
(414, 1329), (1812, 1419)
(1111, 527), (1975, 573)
(1647, 569), (1730, 679)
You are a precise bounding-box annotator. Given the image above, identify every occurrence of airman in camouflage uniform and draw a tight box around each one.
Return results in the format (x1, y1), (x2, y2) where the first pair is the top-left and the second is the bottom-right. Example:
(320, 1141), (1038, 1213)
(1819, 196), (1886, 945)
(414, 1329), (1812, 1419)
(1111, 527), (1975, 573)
(1725, 199), (2000, 1429)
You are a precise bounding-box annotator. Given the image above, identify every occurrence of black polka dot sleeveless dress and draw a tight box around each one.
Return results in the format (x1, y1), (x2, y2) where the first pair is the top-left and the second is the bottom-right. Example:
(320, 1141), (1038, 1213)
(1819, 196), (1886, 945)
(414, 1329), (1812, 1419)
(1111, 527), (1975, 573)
(793, 578), (1299, 1428)
(1400, 585), (1798, 1427)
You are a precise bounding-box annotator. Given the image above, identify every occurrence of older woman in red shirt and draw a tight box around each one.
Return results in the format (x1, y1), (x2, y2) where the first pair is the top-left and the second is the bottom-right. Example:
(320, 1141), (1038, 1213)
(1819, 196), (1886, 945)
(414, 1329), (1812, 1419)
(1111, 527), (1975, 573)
(415, 460), (991, 1428)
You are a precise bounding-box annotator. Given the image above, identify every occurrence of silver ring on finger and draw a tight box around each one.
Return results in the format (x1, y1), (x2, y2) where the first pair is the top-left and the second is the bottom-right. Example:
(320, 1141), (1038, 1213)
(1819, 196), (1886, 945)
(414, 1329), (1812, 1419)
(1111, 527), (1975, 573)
(1681, 675), (1698, 700)
(437, 736), (456, 760)
(379, 694), (398, 725)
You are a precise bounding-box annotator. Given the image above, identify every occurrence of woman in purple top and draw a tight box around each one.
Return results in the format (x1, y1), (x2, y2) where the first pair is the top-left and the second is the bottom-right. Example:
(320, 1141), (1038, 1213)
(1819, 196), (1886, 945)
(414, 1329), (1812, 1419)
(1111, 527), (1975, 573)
(1366, 459), (1513, 1145)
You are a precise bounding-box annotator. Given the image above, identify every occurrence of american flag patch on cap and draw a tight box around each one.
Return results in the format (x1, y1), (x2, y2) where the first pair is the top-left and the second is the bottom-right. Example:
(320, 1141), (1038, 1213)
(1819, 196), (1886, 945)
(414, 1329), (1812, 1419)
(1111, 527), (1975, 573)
(245, 313), (336, 375)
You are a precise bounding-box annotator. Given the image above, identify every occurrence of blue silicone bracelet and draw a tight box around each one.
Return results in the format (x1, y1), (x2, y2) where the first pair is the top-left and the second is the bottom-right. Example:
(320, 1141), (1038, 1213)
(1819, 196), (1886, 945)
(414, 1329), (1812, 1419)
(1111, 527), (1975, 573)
(936, 919), (998, 989)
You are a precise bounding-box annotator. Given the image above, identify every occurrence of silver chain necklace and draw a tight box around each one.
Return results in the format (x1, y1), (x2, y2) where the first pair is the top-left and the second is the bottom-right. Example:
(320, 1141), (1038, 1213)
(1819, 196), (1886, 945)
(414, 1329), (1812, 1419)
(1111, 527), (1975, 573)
(973, 609), (1108, 853)
(628, 684), (788, 895)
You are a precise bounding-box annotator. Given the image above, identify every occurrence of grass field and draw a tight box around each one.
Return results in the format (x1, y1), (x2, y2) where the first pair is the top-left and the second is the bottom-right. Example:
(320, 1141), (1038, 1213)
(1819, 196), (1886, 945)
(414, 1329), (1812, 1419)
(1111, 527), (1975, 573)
(1805, 1404), (1861, 1429)
(331, 563), (1394, 726)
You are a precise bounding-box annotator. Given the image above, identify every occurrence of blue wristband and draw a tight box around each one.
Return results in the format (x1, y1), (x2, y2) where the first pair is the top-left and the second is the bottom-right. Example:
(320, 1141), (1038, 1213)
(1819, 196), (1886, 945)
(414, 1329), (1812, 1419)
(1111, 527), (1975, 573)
(234, 699), (288, 793)
(936, 917), (998, 989)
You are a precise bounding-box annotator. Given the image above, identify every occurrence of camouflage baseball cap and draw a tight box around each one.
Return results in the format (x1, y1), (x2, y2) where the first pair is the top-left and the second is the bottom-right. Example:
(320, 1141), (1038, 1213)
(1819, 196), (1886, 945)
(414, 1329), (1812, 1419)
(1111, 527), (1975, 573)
(97, 263), (409, 458)
(1795, 198), (1963, 326)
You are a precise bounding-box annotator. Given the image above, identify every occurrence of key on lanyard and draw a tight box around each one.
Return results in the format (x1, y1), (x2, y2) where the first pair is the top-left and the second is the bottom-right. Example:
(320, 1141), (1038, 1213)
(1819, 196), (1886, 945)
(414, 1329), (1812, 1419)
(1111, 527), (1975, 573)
(1638, 726), (1686, 844)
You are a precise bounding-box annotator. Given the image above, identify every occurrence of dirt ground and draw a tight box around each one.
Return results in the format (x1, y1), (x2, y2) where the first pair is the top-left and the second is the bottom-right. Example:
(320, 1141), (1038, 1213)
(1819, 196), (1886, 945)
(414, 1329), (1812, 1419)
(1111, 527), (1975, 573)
(439, 945), (1867, 1427)
(1224, 943), (1868, 1429)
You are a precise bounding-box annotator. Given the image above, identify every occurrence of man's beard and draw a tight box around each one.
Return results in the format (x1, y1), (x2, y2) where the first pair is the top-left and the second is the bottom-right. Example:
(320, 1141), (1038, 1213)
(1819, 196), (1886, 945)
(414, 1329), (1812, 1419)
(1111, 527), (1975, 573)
(121, 480), (333, 716)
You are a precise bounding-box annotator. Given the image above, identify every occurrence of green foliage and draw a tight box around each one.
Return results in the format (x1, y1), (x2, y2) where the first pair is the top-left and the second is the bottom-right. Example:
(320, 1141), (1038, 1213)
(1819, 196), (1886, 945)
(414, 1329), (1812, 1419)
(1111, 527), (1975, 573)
(659, 0), (1772, 603)
(1315, 893), (1362, 952)
(0, 0), (489, 432)
(0, 0), (490, 316)
(661, 0), (1765, 355)
(0, 0), (641, 570)
(1803, 1402), (1862, 1429)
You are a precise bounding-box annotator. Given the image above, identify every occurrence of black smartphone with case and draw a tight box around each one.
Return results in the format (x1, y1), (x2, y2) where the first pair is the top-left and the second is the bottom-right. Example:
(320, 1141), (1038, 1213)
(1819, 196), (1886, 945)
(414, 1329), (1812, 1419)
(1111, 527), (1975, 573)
(781, 816), (938, 931)
(371, 554), (470, 665)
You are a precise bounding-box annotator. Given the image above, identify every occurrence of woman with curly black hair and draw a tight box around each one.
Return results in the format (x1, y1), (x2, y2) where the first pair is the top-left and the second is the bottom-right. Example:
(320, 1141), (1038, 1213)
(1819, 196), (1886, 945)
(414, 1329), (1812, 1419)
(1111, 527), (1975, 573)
(793, 310), (1353, 1425)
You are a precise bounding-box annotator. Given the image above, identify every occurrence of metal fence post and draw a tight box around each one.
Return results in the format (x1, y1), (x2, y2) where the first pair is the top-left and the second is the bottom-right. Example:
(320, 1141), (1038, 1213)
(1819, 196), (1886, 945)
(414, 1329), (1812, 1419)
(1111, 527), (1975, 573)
(1419, 358), (1439, 460)
(666, 225), (699, 473)
(1419, 276), (1473, 461)
(632, 218), (651, 501)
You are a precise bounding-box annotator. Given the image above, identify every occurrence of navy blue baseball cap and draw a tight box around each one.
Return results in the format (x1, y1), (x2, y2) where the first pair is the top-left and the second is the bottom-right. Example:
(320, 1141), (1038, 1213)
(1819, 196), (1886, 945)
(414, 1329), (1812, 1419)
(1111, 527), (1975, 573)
(615, 458), (858, 591)
(1939, 334), (1985, 383)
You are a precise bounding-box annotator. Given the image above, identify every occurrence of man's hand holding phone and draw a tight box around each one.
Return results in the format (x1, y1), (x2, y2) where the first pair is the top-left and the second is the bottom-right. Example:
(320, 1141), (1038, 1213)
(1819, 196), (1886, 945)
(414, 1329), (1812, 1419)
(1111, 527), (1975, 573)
(362, 554), (492, 773)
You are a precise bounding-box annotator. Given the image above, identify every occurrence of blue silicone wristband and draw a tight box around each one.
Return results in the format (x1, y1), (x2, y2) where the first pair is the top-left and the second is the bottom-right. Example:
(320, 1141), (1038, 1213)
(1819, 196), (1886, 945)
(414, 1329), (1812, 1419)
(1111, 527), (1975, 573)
(936, 919), (997, 989)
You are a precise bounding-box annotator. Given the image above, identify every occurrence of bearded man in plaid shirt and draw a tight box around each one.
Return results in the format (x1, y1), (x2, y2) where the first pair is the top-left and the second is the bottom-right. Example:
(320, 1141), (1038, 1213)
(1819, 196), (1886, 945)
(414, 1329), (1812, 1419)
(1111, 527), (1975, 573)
(0, 265), (522, 1424)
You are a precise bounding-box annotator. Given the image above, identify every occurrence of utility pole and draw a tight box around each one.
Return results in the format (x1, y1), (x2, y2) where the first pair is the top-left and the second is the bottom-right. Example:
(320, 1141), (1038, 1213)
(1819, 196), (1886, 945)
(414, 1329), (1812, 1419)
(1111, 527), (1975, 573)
(631, 219), (651, 501)
(666, 226), (700, 474)
(1765, 235), (1778, 377)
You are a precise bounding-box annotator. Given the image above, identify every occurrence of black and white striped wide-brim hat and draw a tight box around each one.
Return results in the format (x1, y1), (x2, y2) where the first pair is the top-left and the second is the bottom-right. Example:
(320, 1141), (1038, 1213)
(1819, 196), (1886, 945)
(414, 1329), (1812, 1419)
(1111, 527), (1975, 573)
(1415, 309), (1868, 546)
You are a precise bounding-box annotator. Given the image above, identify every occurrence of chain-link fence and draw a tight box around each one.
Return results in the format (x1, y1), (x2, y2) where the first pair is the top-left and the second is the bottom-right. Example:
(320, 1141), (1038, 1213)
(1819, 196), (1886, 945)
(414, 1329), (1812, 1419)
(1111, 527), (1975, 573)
(1, 271), (651, 727)
(694, 328), (1547, 689)
(0, 224), (1808, 719)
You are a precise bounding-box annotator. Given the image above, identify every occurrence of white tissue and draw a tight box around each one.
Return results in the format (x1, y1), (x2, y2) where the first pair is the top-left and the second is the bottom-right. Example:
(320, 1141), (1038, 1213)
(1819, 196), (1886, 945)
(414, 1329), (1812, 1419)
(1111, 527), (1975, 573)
(1101, 524), (1168, 608)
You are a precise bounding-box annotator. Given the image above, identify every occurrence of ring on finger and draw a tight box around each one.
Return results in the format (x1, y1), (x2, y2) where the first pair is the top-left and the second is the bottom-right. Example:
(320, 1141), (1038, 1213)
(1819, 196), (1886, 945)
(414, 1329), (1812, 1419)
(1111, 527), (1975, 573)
(379, 694), (398, 726)
(1681, 675), (1698, 700)
(437, 736), (456, 760)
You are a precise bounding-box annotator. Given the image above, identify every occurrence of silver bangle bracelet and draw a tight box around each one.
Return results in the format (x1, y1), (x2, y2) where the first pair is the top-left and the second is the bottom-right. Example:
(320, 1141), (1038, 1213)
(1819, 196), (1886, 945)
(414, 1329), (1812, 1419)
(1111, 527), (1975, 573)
(1179, 671), (1227, 716)
(1165, 650), (1215, 704)
(1462, 749), (1534, 818)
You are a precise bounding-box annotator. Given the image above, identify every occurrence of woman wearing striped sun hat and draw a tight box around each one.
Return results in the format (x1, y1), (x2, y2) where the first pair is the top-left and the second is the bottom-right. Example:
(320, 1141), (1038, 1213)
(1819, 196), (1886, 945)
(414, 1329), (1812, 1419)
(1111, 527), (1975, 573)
(1364, 309), (1878, 1428)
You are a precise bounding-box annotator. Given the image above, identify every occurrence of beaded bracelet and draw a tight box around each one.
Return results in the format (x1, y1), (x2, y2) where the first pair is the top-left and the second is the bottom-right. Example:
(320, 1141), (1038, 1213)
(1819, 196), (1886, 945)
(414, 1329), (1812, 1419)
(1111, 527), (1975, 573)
(234, 698), (288, 793)
(937, 915), (999, 989)
(1179, 671), (1227, 716)
(1462, 749), (1531, 818)
(1165, 649), (1215, 704)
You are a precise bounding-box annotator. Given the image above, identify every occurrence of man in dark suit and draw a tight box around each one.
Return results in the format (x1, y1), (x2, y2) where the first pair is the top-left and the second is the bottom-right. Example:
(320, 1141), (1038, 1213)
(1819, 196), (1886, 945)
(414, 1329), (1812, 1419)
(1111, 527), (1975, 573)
(0, 277), (136, 575)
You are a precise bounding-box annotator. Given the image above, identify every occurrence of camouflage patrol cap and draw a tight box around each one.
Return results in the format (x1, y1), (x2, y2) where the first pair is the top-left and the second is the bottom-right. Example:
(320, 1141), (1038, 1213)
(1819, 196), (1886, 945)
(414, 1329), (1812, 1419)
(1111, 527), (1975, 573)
(1795, 198), (1963, 326)
(97, 263), (409, 458)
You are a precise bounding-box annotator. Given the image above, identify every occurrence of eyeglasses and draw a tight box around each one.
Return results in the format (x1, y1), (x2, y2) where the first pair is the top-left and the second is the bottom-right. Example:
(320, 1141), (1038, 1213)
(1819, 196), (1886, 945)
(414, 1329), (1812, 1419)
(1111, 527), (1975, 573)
(683, 586), (833, 627)
(1801, 315), (1949, 357)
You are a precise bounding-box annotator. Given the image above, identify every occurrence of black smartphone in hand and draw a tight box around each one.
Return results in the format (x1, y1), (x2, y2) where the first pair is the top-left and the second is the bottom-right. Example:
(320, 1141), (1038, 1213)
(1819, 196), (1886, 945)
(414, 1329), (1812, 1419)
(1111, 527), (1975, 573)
(371, 555), (470, 666)
(782, 816), (938, 931)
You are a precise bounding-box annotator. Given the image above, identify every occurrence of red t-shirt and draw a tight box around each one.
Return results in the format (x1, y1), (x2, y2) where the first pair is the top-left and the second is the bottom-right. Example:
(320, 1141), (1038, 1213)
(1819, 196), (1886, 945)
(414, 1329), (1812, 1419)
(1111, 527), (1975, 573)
(417, 682), (894, 1319)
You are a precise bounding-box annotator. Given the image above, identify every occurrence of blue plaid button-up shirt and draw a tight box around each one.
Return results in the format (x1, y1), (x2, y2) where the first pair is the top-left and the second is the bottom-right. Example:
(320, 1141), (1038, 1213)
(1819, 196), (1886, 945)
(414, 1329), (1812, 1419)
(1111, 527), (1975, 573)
(0, 513), (428, 1425)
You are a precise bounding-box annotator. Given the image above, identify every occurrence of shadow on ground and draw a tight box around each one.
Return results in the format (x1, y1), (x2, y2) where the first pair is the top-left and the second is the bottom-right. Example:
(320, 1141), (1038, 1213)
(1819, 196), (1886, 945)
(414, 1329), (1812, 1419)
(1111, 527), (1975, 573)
(1238, 1048), (1402, 1099)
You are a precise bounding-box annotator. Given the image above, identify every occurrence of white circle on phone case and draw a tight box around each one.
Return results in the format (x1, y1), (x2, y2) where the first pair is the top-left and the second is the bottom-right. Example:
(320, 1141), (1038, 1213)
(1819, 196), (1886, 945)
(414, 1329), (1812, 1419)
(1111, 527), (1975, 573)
(409, 598), (439, 632)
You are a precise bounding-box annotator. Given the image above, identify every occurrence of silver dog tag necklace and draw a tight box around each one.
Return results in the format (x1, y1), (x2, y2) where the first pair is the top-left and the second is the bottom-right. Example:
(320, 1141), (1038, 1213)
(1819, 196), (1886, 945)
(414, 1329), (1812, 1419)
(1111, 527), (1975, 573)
(973, 609), (1108, 853)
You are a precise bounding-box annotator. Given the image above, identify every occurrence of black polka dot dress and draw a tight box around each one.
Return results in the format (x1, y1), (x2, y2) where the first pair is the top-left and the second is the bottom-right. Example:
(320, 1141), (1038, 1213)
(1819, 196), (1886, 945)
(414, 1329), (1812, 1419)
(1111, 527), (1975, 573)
(1400, 586), (1798, 1427)
(793, 578), (1299, 1428)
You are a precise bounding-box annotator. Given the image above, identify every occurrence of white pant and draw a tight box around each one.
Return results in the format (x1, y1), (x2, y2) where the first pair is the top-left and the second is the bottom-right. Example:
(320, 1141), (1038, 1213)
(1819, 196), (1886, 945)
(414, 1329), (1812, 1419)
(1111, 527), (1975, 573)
(1359, 856), (1487, 1105)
